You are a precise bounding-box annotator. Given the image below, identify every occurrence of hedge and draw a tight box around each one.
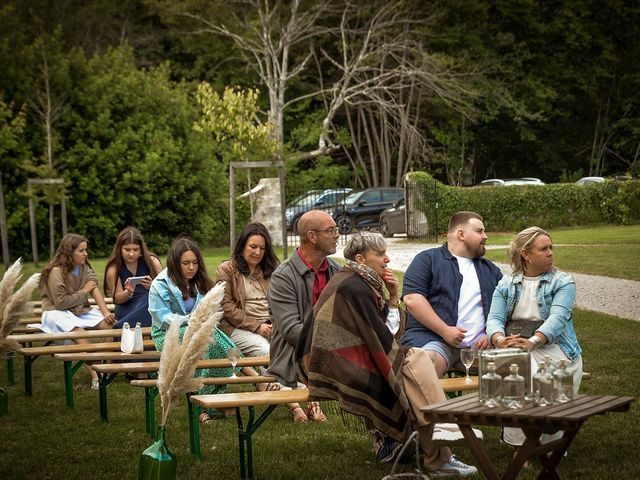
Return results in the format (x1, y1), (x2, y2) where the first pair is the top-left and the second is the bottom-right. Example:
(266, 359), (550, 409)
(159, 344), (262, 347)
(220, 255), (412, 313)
(407, 172), (640, 234)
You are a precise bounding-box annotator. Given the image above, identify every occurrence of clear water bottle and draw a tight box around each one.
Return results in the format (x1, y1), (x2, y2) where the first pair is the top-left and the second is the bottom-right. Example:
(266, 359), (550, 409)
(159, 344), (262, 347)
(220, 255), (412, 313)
(553, 359), (574, 403)
(480, 361), (502, 407)
(133, 322), (144, 353)
(544, 354), (556, 377)
(532, 361), (554, 406)
(502, 363), (525, 409)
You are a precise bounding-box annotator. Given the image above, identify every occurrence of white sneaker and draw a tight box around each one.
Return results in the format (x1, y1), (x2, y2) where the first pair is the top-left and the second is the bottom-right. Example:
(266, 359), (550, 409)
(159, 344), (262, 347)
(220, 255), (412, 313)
(432, 423), (484, 444)
(91, 378), (100, 390)
(428, 455), (478, 477)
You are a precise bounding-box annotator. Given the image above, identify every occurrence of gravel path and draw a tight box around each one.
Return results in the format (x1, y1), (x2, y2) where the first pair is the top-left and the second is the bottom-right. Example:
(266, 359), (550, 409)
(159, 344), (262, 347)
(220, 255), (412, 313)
(334, 237), (640, 322)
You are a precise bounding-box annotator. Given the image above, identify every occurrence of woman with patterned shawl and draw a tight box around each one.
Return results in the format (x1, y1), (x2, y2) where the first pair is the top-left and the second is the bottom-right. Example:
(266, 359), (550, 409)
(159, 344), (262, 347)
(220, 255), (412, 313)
(297, 232), (478, 477)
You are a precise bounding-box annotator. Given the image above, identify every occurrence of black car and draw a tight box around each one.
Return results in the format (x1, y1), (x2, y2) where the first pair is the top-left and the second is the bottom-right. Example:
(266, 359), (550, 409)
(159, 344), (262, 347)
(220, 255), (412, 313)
(285, 188), (352, 231)
(332, 187), (404, 234)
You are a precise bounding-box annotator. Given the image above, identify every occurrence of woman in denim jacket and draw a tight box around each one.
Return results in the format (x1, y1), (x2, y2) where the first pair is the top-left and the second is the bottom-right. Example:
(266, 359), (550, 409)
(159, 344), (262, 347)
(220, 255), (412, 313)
(148, 236), (265, 424)
(486, 226), (583, 449)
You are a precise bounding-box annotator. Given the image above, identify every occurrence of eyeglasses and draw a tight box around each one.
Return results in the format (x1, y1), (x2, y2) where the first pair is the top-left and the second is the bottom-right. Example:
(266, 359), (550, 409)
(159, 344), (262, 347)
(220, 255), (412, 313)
(312, 227), (340, 236)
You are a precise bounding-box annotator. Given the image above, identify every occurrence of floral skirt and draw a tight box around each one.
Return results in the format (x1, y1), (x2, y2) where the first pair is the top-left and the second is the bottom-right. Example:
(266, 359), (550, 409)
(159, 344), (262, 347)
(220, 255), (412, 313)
(152, 324), (239, 395)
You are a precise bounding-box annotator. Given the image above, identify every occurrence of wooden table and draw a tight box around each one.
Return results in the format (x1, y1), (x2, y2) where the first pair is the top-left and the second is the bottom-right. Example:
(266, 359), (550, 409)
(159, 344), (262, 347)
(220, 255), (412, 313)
(421, 393), (634, 480)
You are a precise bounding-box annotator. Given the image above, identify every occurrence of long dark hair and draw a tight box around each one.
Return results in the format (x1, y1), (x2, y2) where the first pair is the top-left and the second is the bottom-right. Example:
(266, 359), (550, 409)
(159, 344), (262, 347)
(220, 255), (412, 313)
(103, 227), (159, 295)
(233, 222), (279, 278)
(167, 236), (212, 299)
(40, 233), (91, 288)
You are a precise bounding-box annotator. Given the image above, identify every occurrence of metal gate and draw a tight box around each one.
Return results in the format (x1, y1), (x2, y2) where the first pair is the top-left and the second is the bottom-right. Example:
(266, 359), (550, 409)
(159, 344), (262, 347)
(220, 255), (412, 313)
(404, 175), (439, 242)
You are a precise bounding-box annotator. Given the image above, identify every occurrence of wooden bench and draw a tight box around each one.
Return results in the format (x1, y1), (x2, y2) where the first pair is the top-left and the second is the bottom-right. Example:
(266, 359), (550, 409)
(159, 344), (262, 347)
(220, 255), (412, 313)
(89, 355), (271, 422)
(5, 297), (116, 382)
(188, 376), (480, 479)
(7, 326), (151, 396)
(131, 374), (276, 438)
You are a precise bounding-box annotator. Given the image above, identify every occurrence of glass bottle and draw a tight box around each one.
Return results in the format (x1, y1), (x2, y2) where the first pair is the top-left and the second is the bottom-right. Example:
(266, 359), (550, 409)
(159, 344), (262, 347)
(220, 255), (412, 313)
(480, 361), (502, 407)
(544, 354), (556, 377)
(553, 359), (574, 403)
(532, 361), (554, 406)
(502, 363), (525, 409)
(133, 322), (144, 353)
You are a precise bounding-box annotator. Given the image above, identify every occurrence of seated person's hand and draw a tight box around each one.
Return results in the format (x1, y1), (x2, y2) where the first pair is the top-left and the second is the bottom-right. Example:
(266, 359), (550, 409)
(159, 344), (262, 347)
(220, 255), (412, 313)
(140, 275), (153, 289)
(474, 334), (490, 349)
(82, 280), (98, 294)
(103, 312), (116, 325)
(381, 268), (399, 298)
(442, 325), (467, 347)
(257, 323), (272, 339)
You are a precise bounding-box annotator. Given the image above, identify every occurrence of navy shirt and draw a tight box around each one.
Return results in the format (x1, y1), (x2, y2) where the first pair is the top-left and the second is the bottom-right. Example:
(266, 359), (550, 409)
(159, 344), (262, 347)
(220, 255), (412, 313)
(401, 243), (503, 348)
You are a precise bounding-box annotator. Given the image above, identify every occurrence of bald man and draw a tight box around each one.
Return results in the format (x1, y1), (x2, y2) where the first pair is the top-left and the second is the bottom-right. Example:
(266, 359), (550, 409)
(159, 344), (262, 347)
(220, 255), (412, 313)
(267, 211), (341, 403)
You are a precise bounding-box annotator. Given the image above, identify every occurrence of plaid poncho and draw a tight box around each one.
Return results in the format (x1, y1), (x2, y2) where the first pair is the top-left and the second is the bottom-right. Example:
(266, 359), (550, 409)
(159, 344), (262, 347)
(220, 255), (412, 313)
(296, 267), (411, 441)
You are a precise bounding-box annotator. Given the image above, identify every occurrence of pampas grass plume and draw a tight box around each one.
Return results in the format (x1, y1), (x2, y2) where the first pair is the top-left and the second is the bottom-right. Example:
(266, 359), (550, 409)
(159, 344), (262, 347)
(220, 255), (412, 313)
(0, 259), (41, 357)
(157, 282), (226, 426)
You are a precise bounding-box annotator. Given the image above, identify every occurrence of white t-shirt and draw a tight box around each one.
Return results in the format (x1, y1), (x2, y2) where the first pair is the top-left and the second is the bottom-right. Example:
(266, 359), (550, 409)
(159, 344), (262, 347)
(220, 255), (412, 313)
(453, 255), (485, 347)
(512, 276), (542, 321)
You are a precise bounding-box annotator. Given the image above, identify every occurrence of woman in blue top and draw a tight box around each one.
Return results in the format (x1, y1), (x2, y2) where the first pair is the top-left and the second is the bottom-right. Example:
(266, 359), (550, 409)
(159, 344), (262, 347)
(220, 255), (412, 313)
(486, 226), (583, 449)
(104, 227), (162, 328)
(148, 236), (265, 424)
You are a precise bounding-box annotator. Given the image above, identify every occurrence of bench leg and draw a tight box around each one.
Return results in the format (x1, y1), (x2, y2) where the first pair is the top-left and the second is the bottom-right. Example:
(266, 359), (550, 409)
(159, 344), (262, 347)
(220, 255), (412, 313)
(62, 360), (85, 409)
(187, 396), (201, 461)
(23, 355), (36, 395)
(7, 353), (15, 385)
(98, 373), (118, 422)
(237, 404), (278, 480)
(145, 387), (158, 437)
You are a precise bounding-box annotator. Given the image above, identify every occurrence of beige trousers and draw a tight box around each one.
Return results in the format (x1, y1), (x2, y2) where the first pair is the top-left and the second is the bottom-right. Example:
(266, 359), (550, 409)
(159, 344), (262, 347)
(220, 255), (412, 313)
(401, 347), (452, 471)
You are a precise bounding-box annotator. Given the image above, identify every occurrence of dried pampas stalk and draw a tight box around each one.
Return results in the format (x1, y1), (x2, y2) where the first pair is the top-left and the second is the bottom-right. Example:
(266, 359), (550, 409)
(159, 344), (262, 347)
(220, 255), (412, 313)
(157, 281), (226, 426)
(0, 259), (41, 358)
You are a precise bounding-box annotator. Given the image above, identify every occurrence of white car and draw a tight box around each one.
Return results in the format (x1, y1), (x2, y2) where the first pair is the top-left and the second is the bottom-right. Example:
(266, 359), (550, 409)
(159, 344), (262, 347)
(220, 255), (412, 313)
(575, 176), (605, 185)
(479, 177), (546, 186)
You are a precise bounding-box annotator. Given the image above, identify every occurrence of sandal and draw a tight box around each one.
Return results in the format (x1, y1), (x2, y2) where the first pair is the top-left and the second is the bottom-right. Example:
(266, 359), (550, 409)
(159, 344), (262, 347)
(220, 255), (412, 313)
(199, 411), (214, 425)
(306, 402), (327, 423)
(256, 382), (281, 392)
(290, 406), (308, 423)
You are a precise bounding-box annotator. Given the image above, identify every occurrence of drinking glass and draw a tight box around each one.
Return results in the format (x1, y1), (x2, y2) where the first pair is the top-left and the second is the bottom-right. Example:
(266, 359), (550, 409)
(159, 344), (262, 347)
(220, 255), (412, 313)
(227, 347), (241, 378)
(460, 347), (475, 384)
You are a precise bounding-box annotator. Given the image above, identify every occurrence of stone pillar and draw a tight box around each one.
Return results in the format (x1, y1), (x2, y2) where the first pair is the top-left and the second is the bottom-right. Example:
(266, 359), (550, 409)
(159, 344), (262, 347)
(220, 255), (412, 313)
(239, 178), (283, 246)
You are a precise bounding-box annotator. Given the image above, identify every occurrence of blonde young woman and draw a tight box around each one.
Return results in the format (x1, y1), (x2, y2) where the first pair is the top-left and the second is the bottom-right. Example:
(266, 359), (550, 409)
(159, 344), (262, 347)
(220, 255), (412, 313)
(486, 226), (583, 451)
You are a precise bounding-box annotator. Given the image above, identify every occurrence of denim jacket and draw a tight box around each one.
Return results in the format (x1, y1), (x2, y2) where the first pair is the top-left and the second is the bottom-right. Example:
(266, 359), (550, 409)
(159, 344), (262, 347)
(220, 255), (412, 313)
(148, 268), (204, 330)
(401, 243), (503, 348)
(486, 269), (582, 361)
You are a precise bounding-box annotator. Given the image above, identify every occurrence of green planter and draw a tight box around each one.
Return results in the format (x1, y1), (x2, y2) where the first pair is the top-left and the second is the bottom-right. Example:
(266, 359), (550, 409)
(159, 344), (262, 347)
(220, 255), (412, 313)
(138, 425), (177, 480)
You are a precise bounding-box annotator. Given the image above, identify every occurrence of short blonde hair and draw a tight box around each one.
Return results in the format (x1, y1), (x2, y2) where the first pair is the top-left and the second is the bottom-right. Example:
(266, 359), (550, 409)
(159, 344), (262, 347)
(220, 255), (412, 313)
(343, 232), (387, 261)
(509, 226), (551, 274)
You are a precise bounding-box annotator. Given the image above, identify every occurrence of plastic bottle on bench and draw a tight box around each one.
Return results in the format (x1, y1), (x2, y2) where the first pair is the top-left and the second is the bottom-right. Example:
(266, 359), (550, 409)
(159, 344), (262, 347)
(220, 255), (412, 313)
(133, 322), (144, 353)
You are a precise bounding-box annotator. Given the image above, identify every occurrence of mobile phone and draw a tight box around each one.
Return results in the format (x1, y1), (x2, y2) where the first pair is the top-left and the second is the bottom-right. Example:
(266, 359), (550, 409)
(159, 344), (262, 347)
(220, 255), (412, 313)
(127, 276), (147, 287)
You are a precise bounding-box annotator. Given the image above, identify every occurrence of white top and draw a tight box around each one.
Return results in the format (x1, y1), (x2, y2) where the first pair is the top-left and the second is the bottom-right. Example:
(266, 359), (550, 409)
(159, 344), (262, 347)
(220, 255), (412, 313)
(453, 255), (485, 347)
(512, 276), (542, 321)
(386, 307), (401, 336)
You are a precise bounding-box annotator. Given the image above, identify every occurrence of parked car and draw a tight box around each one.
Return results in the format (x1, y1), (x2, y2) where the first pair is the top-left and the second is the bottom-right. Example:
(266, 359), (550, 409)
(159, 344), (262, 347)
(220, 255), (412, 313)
(332, 187), (404, 234)
(285, 188), (352, 231)
(379, 197), (406, 237)
(479, 177), (546, 186)
(575, 176), (605, 185)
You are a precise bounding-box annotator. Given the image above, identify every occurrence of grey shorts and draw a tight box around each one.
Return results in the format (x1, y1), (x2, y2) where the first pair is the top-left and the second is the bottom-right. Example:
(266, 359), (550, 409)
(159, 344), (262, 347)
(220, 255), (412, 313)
(420, 340), (464, 372)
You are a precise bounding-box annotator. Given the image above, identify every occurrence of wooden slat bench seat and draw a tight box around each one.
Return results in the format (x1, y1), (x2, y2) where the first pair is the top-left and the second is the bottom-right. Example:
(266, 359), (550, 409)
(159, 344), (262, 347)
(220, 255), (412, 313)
(89, 355), (271, 422)
(7, 326), (151, 396)
(188, 376), (481, 479)
(130, 374), (277, 438)
(5, 297), (116, 385)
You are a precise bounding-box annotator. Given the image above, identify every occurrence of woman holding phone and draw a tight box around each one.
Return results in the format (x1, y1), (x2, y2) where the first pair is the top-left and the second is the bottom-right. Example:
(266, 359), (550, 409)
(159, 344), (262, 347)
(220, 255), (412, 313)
(104, 227), (162, 328)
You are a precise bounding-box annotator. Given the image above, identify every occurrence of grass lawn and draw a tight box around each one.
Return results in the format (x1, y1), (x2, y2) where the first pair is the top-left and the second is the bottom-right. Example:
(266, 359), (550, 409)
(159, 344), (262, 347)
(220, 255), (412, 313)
(0, 309), (637, 479)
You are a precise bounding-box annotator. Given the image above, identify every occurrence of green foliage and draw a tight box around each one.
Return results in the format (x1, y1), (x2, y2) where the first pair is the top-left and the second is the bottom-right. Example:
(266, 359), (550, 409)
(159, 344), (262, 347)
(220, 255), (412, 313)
(408, 172), (640, 234)
(58, 46), (228, 255)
